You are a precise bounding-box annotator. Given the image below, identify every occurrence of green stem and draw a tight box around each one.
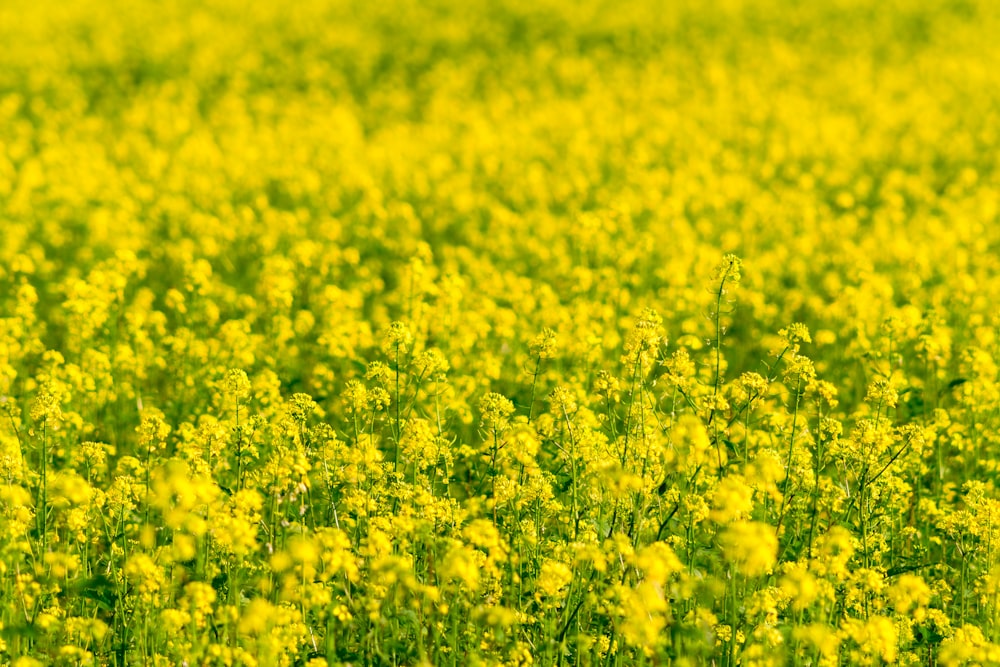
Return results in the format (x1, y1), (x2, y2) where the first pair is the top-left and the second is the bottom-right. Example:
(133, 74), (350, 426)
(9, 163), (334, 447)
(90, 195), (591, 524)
(39, 420), (47, 555)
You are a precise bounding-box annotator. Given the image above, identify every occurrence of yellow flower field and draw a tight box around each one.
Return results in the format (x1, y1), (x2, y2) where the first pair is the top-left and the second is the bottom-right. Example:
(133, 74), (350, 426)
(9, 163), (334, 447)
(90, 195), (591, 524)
(2, 0), (1000, 664)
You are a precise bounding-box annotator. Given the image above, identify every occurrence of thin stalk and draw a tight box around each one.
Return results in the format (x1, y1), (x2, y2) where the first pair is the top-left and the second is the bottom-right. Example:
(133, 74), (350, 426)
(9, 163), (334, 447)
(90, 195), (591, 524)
(39, 420), (47, 555)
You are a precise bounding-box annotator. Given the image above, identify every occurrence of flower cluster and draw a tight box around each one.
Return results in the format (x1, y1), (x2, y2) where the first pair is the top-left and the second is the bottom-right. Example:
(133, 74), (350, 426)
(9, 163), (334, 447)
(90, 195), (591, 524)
(1, 0), (1000, 664)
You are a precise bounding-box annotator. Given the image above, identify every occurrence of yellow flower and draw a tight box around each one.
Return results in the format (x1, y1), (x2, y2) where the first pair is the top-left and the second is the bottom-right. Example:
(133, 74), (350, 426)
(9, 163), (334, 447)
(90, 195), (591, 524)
(537, 559), (573, 598)
(841, 616), (898, 665)
(779, 562), (820, 612)
(125, 553), (166, 603)
(887, 574), (931, 619)
(529, 328), (559, 360)
(719, 521), (778, 578)
(442, 542), (484, 592)
(29, 382), (63, 426)
(635, 542), (683, 586)
(710, 475), (754, 524)
(225, 368), (252, 400)
(479, 392), (515, 431)
(381, 321), (414, 356)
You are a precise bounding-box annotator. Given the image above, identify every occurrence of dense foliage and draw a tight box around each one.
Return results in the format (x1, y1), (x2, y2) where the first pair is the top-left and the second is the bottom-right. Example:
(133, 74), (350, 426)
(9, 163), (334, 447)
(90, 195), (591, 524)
(2, 0), (1000, 664)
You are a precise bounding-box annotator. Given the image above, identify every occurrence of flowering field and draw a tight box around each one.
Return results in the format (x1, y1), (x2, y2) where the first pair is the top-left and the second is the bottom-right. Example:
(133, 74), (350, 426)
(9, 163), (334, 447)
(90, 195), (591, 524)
(2, 0), (1000, 665)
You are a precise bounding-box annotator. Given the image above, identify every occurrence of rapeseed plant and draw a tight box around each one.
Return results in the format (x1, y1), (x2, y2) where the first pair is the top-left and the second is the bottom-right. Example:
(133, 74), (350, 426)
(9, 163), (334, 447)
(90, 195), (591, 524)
(2, 0), (1000, 664)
